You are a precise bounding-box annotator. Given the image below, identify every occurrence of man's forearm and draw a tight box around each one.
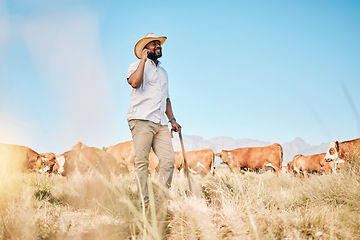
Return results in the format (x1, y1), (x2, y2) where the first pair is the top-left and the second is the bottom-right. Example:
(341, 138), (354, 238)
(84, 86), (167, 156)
(165, 98), (175, 121)
(127, 59), (146, 88)
(166, 98), (181, 132)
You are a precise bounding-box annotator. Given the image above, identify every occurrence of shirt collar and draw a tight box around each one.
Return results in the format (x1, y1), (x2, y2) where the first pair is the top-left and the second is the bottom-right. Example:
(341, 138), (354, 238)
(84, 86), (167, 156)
(147, 58), (161, 66)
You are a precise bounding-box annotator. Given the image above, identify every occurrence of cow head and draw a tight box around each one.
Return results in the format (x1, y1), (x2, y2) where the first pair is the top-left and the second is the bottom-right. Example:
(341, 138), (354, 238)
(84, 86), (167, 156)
(324, 141), (340, 162)
(46, 153), (59, 174)
(39, 154), (50, 173)
(286, 161), (294, 173)
(39, 153), (60, 174)
(215, 150), (230, 164)
(216, 150), (236, 171)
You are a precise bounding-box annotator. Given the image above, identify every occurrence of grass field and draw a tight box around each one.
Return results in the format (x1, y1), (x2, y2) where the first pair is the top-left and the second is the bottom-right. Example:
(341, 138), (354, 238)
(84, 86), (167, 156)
(0, 166), (359, 239)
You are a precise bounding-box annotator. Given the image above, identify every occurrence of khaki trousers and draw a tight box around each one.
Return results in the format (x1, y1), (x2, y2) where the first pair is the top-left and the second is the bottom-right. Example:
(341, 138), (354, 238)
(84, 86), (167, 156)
(128, 119), (175, 207)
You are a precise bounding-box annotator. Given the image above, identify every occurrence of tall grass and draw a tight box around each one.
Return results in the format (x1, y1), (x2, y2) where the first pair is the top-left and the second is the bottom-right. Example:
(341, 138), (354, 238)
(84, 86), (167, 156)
(0, 167), (359, 239)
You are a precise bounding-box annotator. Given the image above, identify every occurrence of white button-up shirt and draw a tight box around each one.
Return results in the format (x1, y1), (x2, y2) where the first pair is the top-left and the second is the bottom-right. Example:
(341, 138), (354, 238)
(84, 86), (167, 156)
(127, 59), (169, 125)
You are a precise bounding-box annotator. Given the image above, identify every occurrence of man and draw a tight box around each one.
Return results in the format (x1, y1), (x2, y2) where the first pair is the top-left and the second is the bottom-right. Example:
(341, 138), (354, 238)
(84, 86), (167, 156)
(127, 33), (181, 209)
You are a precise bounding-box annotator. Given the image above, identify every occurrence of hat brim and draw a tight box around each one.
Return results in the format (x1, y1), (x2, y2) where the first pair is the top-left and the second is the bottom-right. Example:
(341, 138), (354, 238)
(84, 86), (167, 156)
(134, 36), (167, 59)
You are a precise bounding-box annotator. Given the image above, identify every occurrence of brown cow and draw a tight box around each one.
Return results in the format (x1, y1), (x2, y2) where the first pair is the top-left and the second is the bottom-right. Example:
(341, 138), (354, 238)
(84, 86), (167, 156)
(39, 152), (59, 174)
(56, 142), (88, 176)
(0, 143), (44, 173)
(174, 148), (215, 176)
(59, 147), (129, 178)
(215, 143), (283, 173)
(104, 141), (159, 176)
(78, 147), (128, 178)
(291, 153), (333, 178)
(286, 161), (294, 173)
(324, 138), (360, 167)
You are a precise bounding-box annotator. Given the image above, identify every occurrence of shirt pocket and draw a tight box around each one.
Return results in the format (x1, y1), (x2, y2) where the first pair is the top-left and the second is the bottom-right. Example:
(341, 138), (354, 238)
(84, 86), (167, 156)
(144, 68), (158, 86)
(146, 77), (158, 86)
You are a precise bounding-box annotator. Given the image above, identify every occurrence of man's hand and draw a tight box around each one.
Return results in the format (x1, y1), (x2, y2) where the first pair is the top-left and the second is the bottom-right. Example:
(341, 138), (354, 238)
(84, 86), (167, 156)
(127, 48), (149, 89)
(171, 121), (181, 133)
(141, 48), (150, 60)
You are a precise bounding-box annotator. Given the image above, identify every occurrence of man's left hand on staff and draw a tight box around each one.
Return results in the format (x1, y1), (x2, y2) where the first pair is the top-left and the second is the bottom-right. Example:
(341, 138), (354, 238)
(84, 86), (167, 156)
(170, 120), (181, 133)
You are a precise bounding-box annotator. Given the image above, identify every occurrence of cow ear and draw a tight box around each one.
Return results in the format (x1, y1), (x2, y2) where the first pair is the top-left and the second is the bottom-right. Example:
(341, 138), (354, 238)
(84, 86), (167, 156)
(335, 141), (339, 152)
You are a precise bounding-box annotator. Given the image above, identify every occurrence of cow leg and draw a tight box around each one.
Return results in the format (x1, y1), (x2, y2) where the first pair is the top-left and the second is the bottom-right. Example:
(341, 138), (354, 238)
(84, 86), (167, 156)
(265, 162), (282, 174)
(326, 163), (334, 175)
(294, 168), (300, 177)
(273, 163), (282, 174)
(192, 162), (206, 177)
(303, 170), (308, 179)
(178, 167), (185, 176)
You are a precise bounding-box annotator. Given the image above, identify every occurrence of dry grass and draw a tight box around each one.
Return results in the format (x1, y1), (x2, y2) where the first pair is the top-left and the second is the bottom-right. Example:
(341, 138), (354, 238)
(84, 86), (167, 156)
(0, 166), (359, 239)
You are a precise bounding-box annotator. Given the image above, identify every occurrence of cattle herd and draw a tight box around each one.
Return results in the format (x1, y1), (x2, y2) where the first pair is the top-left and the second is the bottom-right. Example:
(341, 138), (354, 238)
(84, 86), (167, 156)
(0, 137), (359, 179)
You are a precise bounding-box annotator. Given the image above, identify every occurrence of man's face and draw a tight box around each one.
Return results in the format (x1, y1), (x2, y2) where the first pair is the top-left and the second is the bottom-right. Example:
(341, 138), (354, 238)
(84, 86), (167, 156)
(145, 40), (162, 59)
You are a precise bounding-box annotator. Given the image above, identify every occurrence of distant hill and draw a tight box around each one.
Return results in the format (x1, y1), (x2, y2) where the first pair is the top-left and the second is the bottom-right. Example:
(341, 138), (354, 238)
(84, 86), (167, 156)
(171, 135), (329, 165)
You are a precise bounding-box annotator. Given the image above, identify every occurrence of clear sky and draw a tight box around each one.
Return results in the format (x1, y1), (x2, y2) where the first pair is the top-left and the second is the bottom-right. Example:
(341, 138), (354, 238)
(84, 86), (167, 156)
(0, 0), (359, 155)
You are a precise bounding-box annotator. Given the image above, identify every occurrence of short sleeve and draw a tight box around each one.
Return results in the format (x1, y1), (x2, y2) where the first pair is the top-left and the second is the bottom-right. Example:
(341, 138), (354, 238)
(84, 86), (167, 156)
(164, 70), (169, 99)
(127, 61), (140, 79)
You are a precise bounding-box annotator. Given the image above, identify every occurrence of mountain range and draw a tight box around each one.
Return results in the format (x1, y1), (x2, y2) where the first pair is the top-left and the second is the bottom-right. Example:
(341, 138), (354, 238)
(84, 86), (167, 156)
(170, 135), (330, 165)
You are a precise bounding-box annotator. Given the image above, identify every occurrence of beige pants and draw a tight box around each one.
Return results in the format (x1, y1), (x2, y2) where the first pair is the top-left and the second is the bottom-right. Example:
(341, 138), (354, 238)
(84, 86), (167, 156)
(128, 119), (175, 207)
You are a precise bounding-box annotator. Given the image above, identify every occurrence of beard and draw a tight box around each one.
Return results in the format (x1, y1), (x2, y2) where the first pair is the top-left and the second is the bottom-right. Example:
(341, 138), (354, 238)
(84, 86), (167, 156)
(148, 48), (162, 59)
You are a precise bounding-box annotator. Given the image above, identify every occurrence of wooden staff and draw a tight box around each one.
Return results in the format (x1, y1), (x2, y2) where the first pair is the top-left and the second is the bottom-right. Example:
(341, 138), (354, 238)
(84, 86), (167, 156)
(171, 129), (192, 193)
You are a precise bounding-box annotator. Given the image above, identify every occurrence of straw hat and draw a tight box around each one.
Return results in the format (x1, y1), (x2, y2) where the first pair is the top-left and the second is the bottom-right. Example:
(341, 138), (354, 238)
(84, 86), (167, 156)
(134, 33), (167, 59)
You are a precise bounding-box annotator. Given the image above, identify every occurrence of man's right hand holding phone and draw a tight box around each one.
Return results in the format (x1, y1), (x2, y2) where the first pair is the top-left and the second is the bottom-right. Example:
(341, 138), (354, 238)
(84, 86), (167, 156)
(141, 48), (150, 61)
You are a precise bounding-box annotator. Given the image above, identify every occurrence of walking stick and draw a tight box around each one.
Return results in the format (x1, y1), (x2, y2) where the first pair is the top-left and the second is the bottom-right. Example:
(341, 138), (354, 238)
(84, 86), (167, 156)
(171, 129), (192, 193)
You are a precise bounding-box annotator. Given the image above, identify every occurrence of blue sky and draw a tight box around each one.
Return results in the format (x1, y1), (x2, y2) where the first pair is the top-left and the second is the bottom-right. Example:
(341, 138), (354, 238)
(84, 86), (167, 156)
(0, 0), (359, 154)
